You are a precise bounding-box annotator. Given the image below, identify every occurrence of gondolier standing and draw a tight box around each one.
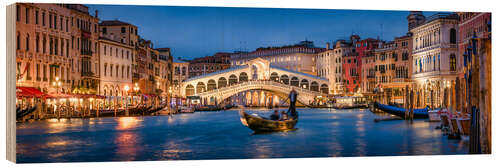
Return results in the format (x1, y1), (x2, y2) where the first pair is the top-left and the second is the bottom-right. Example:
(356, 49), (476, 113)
(288, 88), (298, 119)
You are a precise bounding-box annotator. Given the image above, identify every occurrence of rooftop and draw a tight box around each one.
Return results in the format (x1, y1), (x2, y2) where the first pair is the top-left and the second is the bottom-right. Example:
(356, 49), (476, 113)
(99, 20), (135, 27)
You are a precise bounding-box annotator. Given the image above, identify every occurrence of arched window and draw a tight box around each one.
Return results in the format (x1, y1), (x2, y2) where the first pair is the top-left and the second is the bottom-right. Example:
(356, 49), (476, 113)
(196, 82), (205, 94)
(228, 75), (238, 85)
(300, 79), (309, 89)
(186, 84), (194, 96)
(207, 79), (216, 91)
(218, 77), (227, 88)
(450, 28), (457, 44)
(239, 72), (248, 82)
(290, 77), (299, 87)
(280, 75), (289, 85)
(450, 54), (456, 71)
(270, 72), (279, 82)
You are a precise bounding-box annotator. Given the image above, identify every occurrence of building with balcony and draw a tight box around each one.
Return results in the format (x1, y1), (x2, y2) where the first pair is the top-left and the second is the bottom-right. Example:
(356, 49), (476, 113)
(409, 12), (459, 108)
(372, 35), (413, 104)
(15, 3), (99, 94)
(230, 40), (325, 76)
(97, 37), (134, 98)
(188, 52), (231, 78)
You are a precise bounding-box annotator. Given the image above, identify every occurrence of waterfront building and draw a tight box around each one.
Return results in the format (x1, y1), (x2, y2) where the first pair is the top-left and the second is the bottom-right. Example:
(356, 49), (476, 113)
(97, 37), (133, 106)
(361, 50), (376, 93)
(229, 41), (324, 106)
(409, 12), (460, 108)
(333, 39), (354, 94)
(457, 12), (491, 153)
(172, 57), (189, 97)
(156, 48), (174, 100)
(15, 3), (99, 94)
(315, 43), (339, 95)
(355, 38), (381, 94)
(373, 35), (413, 104)
(188, 52), (231, 78)
(230, 40), (325, 76)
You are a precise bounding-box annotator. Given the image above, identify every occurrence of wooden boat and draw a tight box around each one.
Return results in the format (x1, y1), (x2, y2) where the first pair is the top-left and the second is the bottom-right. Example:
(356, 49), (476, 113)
(179, 106), (194, 113)
(239, 110), (298, 132)
(374, 102), (429, 119)
(16, 106), (37, 120)
(332, 96), (368, 109)
(428, 109), (443, 122)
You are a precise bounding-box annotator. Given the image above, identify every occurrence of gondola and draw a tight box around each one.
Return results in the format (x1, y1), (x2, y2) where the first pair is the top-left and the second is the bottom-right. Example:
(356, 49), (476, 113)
(239, 89), (299, 132)
(16, 106), (37, 120)
(239, 110), (298, 132)
(374, 102), (429, 118)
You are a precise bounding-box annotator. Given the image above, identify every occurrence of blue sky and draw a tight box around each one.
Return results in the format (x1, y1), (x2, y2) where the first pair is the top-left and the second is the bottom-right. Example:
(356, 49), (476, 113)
(87, 4), (437, 60)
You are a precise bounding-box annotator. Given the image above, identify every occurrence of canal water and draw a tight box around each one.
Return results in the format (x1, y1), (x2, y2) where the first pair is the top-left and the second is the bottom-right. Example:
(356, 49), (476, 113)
(16, 108), (468, 163)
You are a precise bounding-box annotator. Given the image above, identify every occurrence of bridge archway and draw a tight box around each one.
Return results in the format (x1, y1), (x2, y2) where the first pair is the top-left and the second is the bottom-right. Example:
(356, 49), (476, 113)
(218, 77), (227, 88)
(320, 84), (329, 94)
(270, 72), (279, 82)
(207, 79), (216, 91)
(239, 72), (248, 82)
(280, 75), (289, 85)
(196, 82), (205, 93)
(300, 79), (309, 89)
(186, 84), (195, 96)
(310, 81), (319, 92)
(290, 77), (299, 87)
(229, 75), (238, 85)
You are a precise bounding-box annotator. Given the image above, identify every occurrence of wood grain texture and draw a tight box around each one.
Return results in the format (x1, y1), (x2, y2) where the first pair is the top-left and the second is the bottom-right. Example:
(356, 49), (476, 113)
(6, 3), (17, 163)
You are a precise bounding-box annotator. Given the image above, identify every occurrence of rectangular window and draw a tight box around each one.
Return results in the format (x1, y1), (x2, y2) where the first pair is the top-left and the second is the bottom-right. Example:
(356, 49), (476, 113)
(43, 64), (47, 81)
(42, 12), (45, 26)
(36, 64), (40, 81)
(121, 27), (126, 33)
(110, 65), (113, 77)
(54, 15), (57, 29)
(35, 34), (39, 52)
(35, 10), (38, 24)
(25, 7), (29, 24)
(49, 13), (52, 28)
(102, 27), (107, 34)
(16, 6), (20, 21)
(66, 18), (68, 32)
(60, 17), (63, 30)
(127, 66), (130, 78)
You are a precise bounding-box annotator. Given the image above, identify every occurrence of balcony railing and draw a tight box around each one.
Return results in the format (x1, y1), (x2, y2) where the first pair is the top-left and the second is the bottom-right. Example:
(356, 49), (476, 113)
(81, 71), (94, 77)
(81, 50), (92, 55)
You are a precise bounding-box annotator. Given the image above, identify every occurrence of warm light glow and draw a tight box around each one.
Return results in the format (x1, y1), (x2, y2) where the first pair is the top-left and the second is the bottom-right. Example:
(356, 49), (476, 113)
(124, 85), (130, 92)
(55, 77), (59, 81)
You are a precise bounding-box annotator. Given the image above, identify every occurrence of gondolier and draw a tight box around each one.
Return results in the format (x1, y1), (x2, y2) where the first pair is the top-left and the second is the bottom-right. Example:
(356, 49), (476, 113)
(238, 88), (299, 132)
(287, 88), (298, 119)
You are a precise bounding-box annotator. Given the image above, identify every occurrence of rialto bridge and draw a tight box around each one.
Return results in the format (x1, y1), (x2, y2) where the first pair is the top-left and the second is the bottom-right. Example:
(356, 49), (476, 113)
(179, 58), (329, 105)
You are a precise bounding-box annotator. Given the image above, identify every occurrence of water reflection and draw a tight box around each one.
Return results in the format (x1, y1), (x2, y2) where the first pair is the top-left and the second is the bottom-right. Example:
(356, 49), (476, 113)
(16, 108), (469, 163)
(116, 117), (142, 130)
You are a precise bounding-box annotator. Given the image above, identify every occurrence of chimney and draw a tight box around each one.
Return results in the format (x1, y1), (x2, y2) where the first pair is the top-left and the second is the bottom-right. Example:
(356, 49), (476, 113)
(95, 10), (99, 18)
(326, 42), (330, 50)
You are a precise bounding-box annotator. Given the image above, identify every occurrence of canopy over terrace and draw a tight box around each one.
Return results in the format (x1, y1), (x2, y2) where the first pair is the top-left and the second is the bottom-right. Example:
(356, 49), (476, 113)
(16, 87), (46, 98)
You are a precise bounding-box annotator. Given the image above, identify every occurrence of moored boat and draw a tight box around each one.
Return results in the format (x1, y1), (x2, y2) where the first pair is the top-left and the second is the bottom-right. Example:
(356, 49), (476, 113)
(179, 106), (194, 113)
(373, 102), (429, 119)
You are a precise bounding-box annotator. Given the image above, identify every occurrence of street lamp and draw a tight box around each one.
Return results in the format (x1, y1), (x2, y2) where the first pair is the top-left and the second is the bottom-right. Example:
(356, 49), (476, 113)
(124, 85), (130, 116)
(52, 77), (62, 94)
(133, 83), (140, 105)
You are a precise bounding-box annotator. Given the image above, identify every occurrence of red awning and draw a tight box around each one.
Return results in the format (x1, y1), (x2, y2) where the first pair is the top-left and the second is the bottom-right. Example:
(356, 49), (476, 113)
(16, 87), (46, 98)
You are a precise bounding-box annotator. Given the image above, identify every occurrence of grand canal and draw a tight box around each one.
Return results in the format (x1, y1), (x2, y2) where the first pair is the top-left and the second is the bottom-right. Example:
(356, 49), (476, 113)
(16, 108), (468, 163)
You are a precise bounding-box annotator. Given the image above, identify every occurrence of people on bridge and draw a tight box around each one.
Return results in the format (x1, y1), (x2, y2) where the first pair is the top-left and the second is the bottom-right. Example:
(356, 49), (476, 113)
(270, 110), (280, 120)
